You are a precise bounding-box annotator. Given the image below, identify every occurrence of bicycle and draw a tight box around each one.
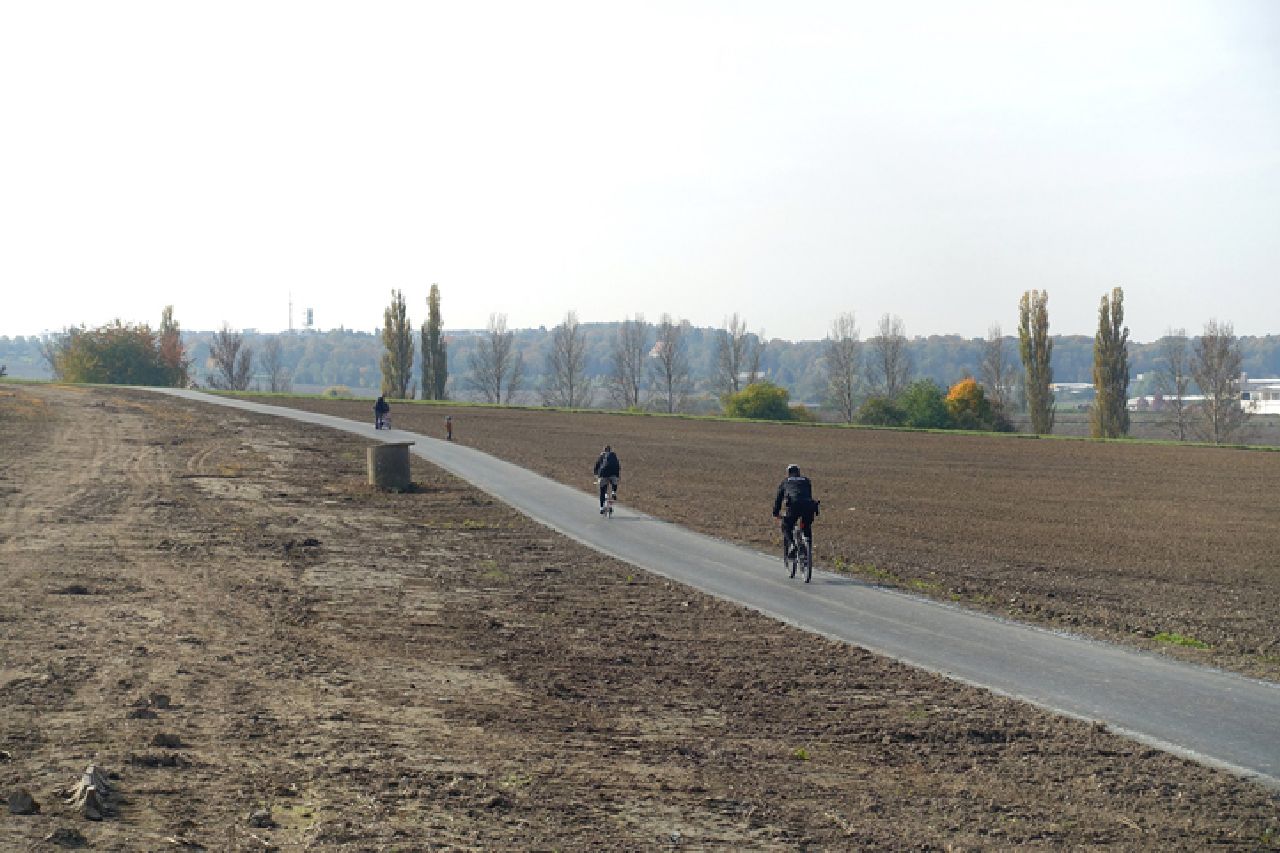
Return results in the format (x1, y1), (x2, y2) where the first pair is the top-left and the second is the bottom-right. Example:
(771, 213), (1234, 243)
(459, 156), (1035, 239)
(375, 414), (391, 430)
(596, 476), (618, 517)
(782, 516), (813, 583)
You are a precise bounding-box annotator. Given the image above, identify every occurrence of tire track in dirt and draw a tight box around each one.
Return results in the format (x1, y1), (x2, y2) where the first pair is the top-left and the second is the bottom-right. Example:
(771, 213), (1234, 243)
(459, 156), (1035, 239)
(1, 389), (311, 846)
(0, 391), (103, 555)
(0, 391), (325, 845)
(0, 390), (50, 550)
(1, 389), (175, 842)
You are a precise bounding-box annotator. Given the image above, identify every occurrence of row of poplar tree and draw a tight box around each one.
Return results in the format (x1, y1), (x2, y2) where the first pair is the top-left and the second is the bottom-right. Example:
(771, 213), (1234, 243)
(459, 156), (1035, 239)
(376, 285), (1250, 444)
(378, 285), (448, 402)
(1018, 287), (1248, 444)
(25, 283), (1249, 446)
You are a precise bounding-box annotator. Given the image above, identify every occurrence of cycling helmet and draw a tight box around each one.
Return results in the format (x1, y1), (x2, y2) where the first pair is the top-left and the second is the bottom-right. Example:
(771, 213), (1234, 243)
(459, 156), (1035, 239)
(786, 464), (800, 476)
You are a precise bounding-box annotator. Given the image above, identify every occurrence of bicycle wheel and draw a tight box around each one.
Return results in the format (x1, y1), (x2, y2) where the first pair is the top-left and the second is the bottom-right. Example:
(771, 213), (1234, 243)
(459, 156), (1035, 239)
(801, 531), (812, 583)
(783, 534), (796, 578)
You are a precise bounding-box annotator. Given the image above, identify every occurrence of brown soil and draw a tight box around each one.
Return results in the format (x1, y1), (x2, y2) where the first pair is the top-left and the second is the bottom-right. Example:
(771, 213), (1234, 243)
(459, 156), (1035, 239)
(1, 385), (1277, 850)
(279, 398), (1280, 683)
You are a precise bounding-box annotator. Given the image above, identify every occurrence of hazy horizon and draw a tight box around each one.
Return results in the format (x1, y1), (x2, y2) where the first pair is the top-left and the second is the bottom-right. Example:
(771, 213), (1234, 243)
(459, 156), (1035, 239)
(9, 317), (1275, 348)
(3, 2), (1276, 342)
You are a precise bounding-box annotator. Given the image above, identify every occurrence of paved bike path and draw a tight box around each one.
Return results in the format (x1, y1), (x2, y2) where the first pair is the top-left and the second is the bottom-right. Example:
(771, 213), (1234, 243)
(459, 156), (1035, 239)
(157, 390), (1280, 788)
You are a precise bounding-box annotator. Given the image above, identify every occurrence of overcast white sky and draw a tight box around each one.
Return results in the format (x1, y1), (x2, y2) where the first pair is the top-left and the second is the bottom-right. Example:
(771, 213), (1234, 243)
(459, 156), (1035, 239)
(2, 1), (1276, 342)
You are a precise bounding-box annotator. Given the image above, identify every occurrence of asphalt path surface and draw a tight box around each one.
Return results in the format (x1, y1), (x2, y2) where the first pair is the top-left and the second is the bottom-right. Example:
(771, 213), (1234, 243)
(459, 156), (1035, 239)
(156, 390), (1280, 789)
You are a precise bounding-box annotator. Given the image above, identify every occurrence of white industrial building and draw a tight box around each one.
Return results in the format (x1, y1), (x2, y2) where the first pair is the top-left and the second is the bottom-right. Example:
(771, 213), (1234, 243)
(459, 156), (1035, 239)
(1127, 375), (1280, 414)
(1241, 376), (1280, 415)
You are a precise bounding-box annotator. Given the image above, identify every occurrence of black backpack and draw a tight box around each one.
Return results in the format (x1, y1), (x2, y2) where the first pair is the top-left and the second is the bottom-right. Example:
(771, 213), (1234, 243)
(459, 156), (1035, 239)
(783, 476), (817, 514)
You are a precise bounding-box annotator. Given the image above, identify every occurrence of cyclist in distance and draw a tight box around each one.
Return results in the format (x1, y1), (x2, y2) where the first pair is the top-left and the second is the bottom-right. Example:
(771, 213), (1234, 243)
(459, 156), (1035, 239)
(593, 444), (621, 514)
(772, 463), (818, 558)
(373, 395), (391, 430)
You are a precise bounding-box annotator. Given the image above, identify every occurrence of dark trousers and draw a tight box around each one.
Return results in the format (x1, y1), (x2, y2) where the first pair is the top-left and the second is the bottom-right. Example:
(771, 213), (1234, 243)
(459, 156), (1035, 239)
(598, 475), (618, 507)
(781, 511), (815, 552)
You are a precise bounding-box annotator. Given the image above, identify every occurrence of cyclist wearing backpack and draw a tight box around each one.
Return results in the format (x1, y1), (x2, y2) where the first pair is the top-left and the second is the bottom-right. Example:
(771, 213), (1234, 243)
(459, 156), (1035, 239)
(592, 444), (621, 514)
(772, 463), (819, 557)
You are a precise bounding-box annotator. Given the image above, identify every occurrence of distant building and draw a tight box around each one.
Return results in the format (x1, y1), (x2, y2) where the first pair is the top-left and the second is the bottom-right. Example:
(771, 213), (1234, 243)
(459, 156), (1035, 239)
(1126, 374), (1280, 414)
(1241, 375), (1280, 415)
(1127, 393), (1207, 412)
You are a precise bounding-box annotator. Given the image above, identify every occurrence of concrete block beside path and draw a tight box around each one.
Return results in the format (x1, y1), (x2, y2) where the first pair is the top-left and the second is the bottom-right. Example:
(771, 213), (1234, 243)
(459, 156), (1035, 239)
(367, 442), (414, 492)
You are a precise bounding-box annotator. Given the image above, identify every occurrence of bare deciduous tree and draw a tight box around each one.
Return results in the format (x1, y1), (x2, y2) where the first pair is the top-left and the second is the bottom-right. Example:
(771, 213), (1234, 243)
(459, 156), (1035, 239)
(507, 351), (526, 404)
(467, 313), (522, 404)
(979, 324), (1015, 410)
(607, 314), (650, 409)
(824, 312), (860, 423)
(1192, 319), (1246, 444)
(1156, 327), (1193, 440)
(747, 329), (765, 385)
(715, 313), (751, 396)
(1018, 290), (1054, 434)
(650, 314), (692, 414)
(261, 337), (292, 393)
(380, 289), (416, 399)
(867, 313), (911, 400)
(40, 331), (68, 380)
(207, 324), (253, 391)
(1090, 287), (1130, 439)
(544, 310), (593, 408)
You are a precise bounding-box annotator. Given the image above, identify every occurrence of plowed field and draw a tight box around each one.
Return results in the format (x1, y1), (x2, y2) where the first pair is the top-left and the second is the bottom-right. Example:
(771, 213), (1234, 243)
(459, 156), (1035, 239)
(278, 397), (1280, 682)
(2, 386), (1277, 850)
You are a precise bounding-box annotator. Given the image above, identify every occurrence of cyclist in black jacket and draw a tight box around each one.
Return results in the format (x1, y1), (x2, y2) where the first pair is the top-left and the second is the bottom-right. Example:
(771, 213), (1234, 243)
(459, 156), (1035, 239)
(593, 444), (621, 514)
(773, 464), (818, 557)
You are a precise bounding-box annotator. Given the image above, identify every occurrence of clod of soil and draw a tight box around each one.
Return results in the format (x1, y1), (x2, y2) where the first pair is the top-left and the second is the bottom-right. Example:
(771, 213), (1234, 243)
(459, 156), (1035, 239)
(8, 788), (39, 815)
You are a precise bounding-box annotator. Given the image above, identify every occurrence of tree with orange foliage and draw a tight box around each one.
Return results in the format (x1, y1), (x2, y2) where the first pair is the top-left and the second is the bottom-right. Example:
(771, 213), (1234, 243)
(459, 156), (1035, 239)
(946, 377), (1013, 431)
(945, 377), (990, 430)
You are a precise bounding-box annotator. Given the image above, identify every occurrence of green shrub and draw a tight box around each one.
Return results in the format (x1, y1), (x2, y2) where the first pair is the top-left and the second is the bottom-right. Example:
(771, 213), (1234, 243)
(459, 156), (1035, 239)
(900, 379), (952, 429)
(50, 321), (188, 386)
(722, 381), (793, 420)
(857, 396), (905, 426)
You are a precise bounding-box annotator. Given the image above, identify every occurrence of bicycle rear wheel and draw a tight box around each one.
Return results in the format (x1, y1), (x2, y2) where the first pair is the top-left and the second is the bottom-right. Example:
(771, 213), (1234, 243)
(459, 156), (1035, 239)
(783, 534), (796, 578)
(800, 531), (812, 583)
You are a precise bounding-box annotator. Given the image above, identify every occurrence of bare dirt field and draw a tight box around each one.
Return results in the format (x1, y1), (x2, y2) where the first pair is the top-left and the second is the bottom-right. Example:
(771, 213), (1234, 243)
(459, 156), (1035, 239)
(2, 385), (1278, 850)
(278, 397), (1280, 683)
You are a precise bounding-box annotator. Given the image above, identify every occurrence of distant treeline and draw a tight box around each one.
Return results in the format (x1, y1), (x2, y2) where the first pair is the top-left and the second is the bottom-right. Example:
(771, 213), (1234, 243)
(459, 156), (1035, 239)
(5, 326), (1280, 403)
